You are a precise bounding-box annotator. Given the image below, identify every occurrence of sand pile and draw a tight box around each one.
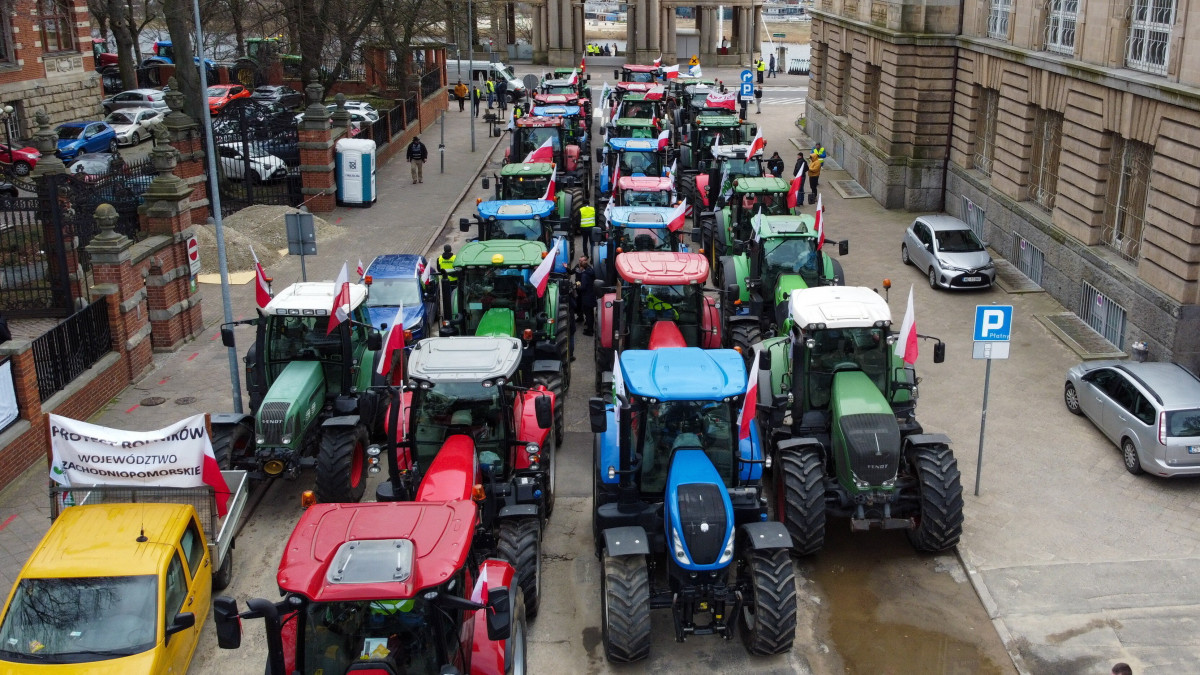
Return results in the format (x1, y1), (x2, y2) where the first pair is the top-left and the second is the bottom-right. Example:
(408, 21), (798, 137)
(194, 205), (342, 275)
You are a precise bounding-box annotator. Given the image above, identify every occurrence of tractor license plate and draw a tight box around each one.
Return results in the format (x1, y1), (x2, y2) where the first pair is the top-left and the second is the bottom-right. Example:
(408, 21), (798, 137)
(962, 276), (982, 283)
(1188, 445), (1200, 454)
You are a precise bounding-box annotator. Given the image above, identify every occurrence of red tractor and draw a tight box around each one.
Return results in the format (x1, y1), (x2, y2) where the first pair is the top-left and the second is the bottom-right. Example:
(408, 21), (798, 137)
(505, 115), (590, 212)
(611, 175), (678, 208)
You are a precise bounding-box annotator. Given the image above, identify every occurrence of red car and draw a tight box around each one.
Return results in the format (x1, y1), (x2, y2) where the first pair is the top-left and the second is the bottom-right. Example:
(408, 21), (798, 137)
(206, 84), (251, 115)
(0, 144), (40, 176)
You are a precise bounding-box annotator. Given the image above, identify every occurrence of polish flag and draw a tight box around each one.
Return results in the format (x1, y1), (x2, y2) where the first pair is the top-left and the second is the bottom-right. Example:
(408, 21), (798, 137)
(661, 64), (680, 79)
(376, 304), (406, 380)
(786, 164), (806, 210)
(665, 200), (688, 232)
(530, 238), (561, 297)
(895, 286), (919, 365)
(604, 192), (614, 221)
(646, 84), (666, 100)
(356, 259), (365, 278)
(541, 164), (557, 201)
(472, 565), (489, 604)
(418, 259), (432, 285)
(666, 158), (677, 181)
(580, 56), (586, 73)
(746, 126), (765, 157)
(523, 137), (556, 163)
(657, 128), (670, 150)
(653, 56), (662, 66)
(201, 438), (232, 516)
(327, 262), (350, 335)
(567, 69), (580, 85)
(813, 194), (824, 249)
(250, 245), (271, 310)
(738, 349), (760, 442)
(705, 92), (737, 111)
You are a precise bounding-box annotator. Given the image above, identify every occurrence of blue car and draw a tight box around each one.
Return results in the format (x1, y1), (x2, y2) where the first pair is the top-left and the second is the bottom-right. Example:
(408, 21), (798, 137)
(56, 122), (118, 160)
(363, 254), (438, 341)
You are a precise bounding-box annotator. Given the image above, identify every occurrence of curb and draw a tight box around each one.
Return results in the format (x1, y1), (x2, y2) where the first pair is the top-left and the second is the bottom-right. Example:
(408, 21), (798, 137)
(419, 130), (507, 257)
(955, 543), (1033, 674)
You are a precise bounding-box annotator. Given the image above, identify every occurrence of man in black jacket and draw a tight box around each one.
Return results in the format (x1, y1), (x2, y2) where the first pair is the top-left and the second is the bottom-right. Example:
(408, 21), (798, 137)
(767, 151), (784, 177)
(571, 256), (597, 335)
(407, 136), (429, 184)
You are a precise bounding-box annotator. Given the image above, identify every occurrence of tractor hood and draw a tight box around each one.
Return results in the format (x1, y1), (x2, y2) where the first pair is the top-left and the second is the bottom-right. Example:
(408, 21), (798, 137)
(257, 360), (326, 448)
(474, 308), (516, 337)
(666, 446), (735, 571)
(831, 370), (900, 487)
(774, 273), (810, 307)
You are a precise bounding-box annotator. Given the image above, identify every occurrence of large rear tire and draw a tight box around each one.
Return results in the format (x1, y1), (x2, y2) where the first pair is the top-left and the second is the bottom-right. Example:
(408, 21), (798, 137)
(594, 345), (612, 395)
(776, 448), (826, 556)
(315, 424), (369, 503)
(554, 298), (572, 394)
(739, 547), (797, 655)
(563, 186), (585, 235)
(532, 372), (566, 457)
(905, 444), (965, 552)
(497, 518), (542, 619)
(210, 419), (254, 469)
(730, 323), (762, 368)
(601, 549), (651, 663)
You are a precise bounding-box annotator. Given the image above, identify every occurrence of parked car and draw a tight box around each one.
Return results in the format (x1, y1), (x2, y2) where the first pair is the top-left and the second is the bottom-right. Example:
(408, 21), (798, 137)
(101, 88), (169, 114)
(363, 254), (438, 340)
(0, 181), (18, 206)
(901, 214), (995, 290)
(216, 143), (286, 182)
(214, 101), (296, 138)
(258, 135), (300, 167)
(324, 101), (379, 122)
(105, 108), (163, 146)
(68, 152), (119, 179)
(207, 84), (252, 115)
(250, 85), (304, 109)
(0, 144), (39, 176)
(1065, 360), (1200, 477)
(55, 122), (118, 160)
(67, 153), (154, 194)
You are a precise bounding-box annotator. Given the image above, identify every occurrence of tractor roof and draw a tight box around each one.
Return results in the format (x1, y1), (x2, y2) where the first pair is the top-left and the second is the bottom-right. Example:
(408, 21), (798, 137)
(614, 117), (657, 127)
(550, 67), (576, 76)
(532, 105), (581, 117)
(752, 214), (816, 239)
(607, 137), (660, 152)
(514, 116), (563, 128)
(695, 116), (742, 127)
(616, 82), (655, 92)
(533, 93), (577, 105)
(616, 251), (709, 285)
(499, 162), (555, 177)
(457, 239), (549, 267)
(608, 206), (677, 228)
(673, 77), (716, 87)
(276, 500), (476, 602)
(622, 92), (663, 102)
(788, 286), (893, 331)
(407, 336), (523, 382)
(733, 176), (790, 193)
(538, 80), (576, 90)
(623, 64), (660, 73)
(617, 176), (673, 191)
(266, 281), (367, 315)
(620, 348), (747, 400)
(712, 144), (753, 158)
(477, 199), (556, 220)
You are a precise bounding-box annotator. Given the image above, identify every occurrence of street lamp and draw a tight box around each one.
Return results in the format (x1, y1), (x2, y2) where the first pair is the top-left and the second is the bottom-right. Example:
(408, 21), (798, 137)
(0, 105), (14, 155)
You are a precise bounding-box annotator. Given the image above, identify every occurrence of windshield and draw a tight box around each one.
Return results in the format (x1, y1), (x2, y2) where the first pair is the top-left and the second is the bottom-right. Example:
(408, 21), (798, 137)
(301, 598), (442, 675)
(105, 113), (134, 125)
(805, 326), (891, 407)
(613, 125), (654, 140)
(763, 237), (820, 290)
(935, 229), (984, 253)
(206, 87), (228, 97)
(542, 85), (574, 95)
(263, 314), (360, 386)
(617, 227), (670, 252)
(411, 381), (506, 470)
(366, 277), (423, 307)
(487, 218), (542, 241)
(1167, 409), (1200, 438)
(503, 175), (550, 200)
(632, 399), (735, 493)
(519, 128), (560, 158)
(623, 103), (655, 119)
(56, 126), (84, 140)
(460, 267), (537, 332)
(625, 283), (703, 349)
(0, 576), (157, 663)
(724, 159), (763, 178)
(619, 151), (663, 177)
(696, 128), (730, 149)
(624, 71), (655, 83)
(623, 190), (671, 207)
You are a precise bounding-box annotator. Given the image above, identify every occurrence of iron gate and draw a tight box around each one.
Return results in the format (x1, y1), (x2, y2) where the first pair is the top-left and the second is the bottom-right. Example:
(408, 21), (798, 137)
(211, 100), (303, 217)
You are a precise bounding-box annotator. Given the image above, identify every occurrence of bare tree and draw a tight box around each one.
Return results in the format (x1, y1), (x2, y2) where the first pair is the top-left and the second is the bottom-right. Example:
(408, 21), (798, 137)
(376, 0), (445, 96)
(161, 0), (203, 119)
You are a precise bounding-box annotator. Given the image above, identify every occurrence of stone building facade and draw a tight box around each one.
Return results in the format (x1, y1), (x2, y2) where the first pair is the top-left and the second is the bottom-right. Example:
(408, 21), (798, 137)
(0, 0), (102, 141)
(808, 0), (1200, 370)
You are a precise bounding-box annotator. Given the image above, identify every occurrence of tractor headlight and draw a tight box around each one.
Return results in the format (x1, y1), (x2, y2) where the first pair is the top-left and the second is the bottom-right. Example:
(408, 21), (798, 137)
(671, 527), (689, 564)
(525, 442), (539, 455)
(367, 445), (381, 456)
(281, 433), (293, 445)
(718, 531), (735, 564)
(256, 435), (266, 445)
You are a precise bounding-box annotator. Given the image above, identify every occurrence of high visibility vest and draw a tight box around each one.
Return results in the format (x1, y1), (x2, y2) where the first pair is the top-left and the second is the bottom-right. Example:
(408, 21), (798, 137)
(757, 60), (765, 72)
(645, 293), (678, 319)
(579, 205), (596, 229)
(486, 81), (495, 93)
(438, 254), (457, 281)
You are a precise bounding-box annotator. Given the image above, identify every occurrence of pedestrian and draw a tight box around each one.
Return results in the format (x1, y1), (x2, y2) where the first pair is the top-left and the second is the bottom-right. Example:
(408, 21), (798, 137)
(754, 85), (763, 114)
(437, 244), (457, 296)
(807, 145), (823, 204)
(571, 255), (597, 335)
(793, 151), (810, 194)
(407, 135), (429, 184)
(453, 80), (468, 112)
(471, 84), (481, 117)
(1111, 664), (1132, 675)
(756, 56), (765, 84)
(486, 77), (496, 109)
(612, 43), (618, 56)
(766, 151), (784, 177)
(579, 203), (596, 258)
(768, 54), (777, 78)
(495, 77), (509, 112)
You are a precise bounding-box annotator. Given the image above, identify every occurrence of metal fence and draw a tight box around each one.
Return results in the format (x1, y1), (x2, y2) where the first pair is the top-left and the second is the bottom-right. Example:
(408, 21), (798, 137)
(1011, 234), (1045, 286)
(210, 100), (303, 217)
(420, 68), (442, 98)
(388, 105), (404, 136)
(403, 96), (419, 127)
(1079, 281), (1127, 349)
(31, 297), (112, 401)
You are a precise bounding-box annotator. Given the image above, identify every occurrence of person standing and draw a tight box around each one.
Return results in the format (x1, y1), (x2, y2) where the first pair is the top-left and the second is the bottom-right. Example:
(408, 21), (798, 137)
(407, 136), (429, 184)
(437, 244), (458, 296)
(486, 77), (496, 109)
(453, 80), (468, 112)
(754, 85), (763, 114)
(756, 56), (765, 84)
(807, 146), (824, 204)
(495, 77), (509, 112)
(793, 150), (809, 180)
(768, 54), (777, 78)
(571, 256), (597, 335)
(471, 84), (482, 117)
(766, 151), (784, 177)
(578, 204), (596, 258)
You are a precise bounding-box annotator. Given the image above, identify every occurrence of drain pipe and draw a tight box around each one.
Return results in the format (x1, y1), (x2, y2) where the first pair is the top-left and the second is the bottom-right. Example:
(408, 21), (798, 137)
(938, 0), (967, 214)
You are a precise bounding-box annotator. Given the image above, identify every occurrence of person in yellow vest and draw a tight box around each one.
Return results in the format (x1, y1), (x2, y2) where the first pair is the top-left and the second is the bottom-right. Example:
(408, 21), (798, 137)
(807, 146), (824, 204)
(485, 78), (496, 110)
(756, 56), (765, 84)
(437, 244), (457, 295)
(578, 204), (596, 258)
(644, 288), (679, 321)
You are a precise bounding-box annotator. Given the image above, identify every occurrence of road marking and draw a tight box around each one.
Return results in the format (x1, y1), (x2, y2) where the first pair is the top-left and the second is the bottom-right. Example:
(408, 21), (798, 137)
(158, 377), (170, 385)
(187, 352), (199, 361)
(0, 515), (16, 531)
(762, 98), (808, 106)
(125, 404), (140, 414)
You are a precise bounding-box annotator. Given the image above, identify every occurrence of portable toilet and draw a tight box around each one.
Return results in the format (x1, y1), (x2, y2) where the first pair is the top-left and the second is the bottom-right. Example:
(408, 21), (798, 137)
(336, 137), (377, 206)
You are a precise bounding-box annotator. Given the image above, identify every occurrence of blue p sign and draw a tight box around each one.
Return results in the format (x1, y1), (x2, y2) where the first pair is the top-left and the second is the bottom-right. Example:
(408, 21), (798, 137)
(974, 305), (1013, 341)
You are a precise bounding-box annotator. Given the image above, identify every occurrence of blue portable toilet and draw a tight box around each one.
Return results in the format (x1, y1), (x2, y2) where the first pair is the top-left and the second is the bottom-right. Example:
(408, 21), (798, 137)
(336, 138), (377, 206)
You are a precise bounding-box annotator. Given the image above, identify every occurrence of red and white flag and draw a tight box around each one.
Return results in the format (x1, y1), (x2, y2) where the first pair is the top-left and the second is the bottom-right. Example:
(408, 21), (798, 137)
(895, 286), (918, 365)
(661, 64), (680, 79)
(580, 55), (586, 73)
(746, 126), (765, 157)
(705, 92), (737, 111)
(646, 84), (666, 100)
(738, 349), (760, 442)
(418, 259), (432, 285)
(653, 56), (662, 66)
(541, 164), (557, 201)
(376, 304), (406, 379)
(530, 239), (561, 297)
(786, 164), (806, 210)
(666, 200), (688, 232)
(327, 262), (351, 335)
(666, 158), (677, 181)
(250, 245), (271, 310)
(567, 69), (580, 85)
(356, 259), (365, 278)
(524, 137), (555, 163)
(657, 127), (670, 150)
(613, 351), (626, 400)
(604, 192), (615, 221)
(813, 194), (824, 249)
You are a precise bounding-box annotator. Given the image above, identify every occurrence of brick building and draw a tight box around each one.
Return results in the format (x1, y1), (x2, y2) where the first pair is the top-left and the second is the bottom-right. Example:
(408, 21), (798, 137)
(807, 0), (1200, 371)
(0, 0), (101, 141)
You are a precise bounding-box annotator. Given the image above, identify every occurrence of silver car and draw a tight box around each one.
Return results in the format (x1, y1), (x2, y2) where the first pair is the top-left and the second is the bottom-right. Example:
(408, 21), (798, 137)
(901, 215), (995, 290)
(1065, 360), (1200, 476)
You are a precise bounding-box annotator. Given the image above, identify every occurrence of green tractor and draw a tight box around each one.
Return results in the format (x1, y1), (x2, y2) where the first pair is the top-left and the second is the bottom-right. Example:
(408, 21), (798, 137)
(756, 286), (962, 556)
(212, 282), (386, 503)
(705, 176), (794, 284)
(233, 37), (309, 86)
(676, 115), (754, 172)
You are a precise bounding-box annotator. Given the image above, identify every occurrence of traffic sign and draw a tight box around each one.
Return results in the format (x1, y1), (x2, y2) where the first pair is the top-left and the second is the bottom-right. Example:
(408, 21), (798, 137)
(186, 235), (200, 275)
(973, 305), (1013, 341)
(972, 341), (1010, 360)
(740, 69), (753, 84)
(739, 82), (754, 99)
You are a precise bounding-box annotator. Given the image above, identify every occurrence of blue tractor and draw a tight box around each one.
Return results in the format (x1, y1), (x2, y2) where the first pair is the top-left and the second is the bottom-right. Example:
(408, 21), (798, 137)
(587, 347), (797, 662)
(459, 198), (573, 274)
(595, 137), (672, 204)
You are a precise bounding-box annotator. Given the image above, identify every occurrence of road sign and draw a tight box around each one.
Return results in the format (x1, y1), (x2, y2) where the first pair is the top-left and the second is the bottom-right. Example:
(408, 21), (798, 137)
(740, 69), (753, 84)
(973, 305), (1013, 341)
(689, 55), (700, 66)
(972, 341), (1010, 360)
(186, 235), (200, 275)
(740, 82), (754, 100)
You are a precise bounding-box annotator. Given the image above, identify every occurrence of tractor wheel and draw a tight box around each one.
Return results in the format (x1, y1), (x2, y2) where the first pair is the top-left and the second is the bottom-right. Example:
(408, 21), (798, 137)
(533, 372), (566, 457)
(563, 186), (585, 235)
(738, 547), (797, 655)
(829, 257), (846, 286)
(504, 586), (529, 674)
(210, 419), (254, 469)
(730, 323), (762, 367)
(776, 448), (826, 556)
(212, 538), (235, 591)
(543, 427), (557, 518)
(594, 345), (612, 395)
(905, 444), (965, 553)
(315, 424), (369, 503)
(719, 257), (739, 300)
(497, 518), (542, 619)
(554, 299), (572, 394)
(601, 549), (651, 663)
(679, 170), (697, 208)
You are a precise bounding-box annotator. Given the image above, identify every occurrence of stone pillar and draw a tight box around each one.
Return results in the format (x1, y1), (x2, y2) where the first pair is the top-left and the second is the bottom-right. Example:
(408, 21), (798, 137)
(87, 205), (152, 381)
(751, 5), (762, 58)
(330, 93), (351, 132)
(647, 0), (660, 61)
(26, 110), (82, 309)
(161, 78), (210, 232)
(365, 46), (388, 90)
(533, 3), (548, 64)
(299, 75), (339, 213)
(662, 6), (678, 62)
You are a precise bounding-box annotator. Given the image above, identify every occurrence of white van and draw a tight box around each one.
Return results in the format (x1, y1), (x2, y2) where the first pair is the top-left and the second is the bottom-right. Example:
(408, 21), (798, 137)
(446, 60), (526, 102)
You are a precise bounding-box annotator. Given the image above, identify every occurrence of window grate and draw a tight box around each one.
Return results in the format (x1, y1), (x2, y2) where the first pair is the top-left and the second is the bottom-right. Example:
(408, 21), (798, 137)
(989, 0), (1014, 39)
(973, 88), (998, 175)
(865, 64), (881, 138)
(1029, 108), (1063, 211)
(1011, 234), (1045, 286)
(1044, 0), (1078, 55)
(961, 196), (986, 240)
(1126, 0), (1175, 75)
(1079, 282), (1127, 349)
(1102, 135), (1151, 262)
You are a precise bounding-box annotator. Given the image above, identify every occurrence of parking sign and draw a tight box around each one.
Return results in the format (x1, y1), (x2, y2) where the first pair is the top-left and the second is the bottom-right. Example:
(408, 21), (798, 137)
(973, 305), (1013, 342)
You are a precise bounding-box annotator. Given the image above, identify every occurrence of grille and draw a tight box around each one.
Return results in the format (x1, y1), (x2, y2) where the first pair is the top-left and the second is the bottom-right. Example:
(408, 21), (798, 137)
(676, 483), (727, 565)
(260, 401), (291, 445)
(839, 413), (901, 486)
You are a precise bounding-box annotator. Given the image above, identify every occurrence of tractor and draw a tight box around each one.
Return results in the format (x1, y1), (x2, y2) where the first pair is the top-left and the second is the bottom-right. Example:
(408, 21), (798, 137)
(706, 176), (794, 277)
(212, 498), (527, 674)
(610, 176), (678, 208)
(373, 336), (558, 614)
(459, 198), (573, 274)
(212, 282), (386, 503)
(676, 115), (754, 172)
(588, 347), (796, 662)
(504, 116), (589, 202)
(593, 251), (721, 392)
(593, 205), (692, 285)
(755, 286), (963, 556)
(611, 91), (669, 125)
(142, 40), (218, 83)
(529, 103), (592, 154)
(720, 213), (848, 356)
(483, 162), (586, 235)
(672, 82), (738, 132)
(685, 144), (769, 250)
(604, 117), (661, 141)
(595, 137), (672, 204)
(615, 63), (661, 83)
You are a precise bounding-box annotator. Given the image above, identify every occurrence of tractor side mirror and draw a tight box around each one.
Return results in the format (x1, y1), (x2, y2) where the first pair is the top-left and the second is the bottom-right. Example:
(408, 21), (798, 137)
(599, 125), (607, 136)
(166, 612), (195, 639)
(459, 217), (471, 232)
(838, 239), (849, 256)
(367, 332), (383, 351)
(588, 397), (608, 433)
(690, 229), (702, 243)
(595, 148), (604, 164)
(725, 283), (740, 302)
(485, 586), (512, 641)
(482, 177), (490, 190)
(614, 69), (620, 79)
(591, 228), (603, 243)
(933, 341), (946, 363)
(220, 326), (236, 348)
(213, 597), (242, 649)
(593, 279), (606, 298)
(534, 395), (552, 429)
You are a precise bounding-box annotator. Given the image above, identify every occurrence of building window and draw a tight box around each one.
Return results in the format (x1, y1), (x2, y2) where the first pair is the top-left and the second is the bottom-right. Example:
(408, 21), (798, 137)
(972, 88), (998, 175)
(1029, 108), (1063, 210)
(1012, 234), (1045, 285)
(1126, 0), (1174, 75)
(0, 6), (13, 65)
(988, 0), (1013, 39)
(838, 51), (852, 116)
(961, 195), (986, 240)
(1045, 0), (1078, 55)
(1103, 135), (1151, 262)
(40, 0), (76, 53)
(1079, 281), (1128, 348)
(865, 64), (881, 138)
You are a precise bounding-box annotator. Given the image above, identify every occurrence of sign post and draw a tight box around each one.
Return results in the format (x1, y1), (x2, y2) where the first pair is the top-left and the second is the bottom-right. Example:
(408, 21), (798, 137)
(972, 305), (1012, 496)
(739, 68), (754, 100)
(186, 235), (201, 276)
(285, 209), (318, 282)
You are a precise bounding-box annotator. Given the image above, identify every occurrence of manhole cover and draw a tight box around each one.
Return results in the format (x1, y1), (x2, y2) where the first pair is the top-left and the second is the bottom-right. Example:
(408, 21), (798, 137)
(830, 180), (871, 199)
(174, 397), (197, 405)
(140, 396), (167, 406)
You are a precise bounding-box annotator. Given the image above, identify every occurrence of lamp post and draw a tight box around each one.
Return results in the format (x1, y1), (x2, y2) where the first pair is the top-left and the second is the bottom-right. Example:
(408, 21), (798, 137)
(0, 105), (13, 157)
(468, 0), (475, 152)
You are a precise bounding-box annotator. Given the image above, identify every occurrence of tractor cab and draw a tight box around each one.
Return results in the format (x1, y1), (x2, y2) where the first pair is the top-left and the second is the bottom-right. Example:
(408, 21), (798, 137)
(537, 81), (579, 97)
(484, 162), (588, 241)
(542, 68), (591, 98)
(530, 104), (590, 152)
(594, 204), (691, 285)
(689, 144), (767, 216)
(606, 117), (660, 140)
(460, 199), (572, 274)
(506, 117), (589, 202)
(675, 84), (738, 130)
(489, 162), (555, 200)
(616, 63), (661, 83)
(613, 176), (677, 207)
(613, 92), (667, 122)
(677, 116), (753, 171)
(709, 176), (792, 268)
(665, 77), (716, 105)
(506, 117), (566, 166)
(596, 137), (671, 200)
